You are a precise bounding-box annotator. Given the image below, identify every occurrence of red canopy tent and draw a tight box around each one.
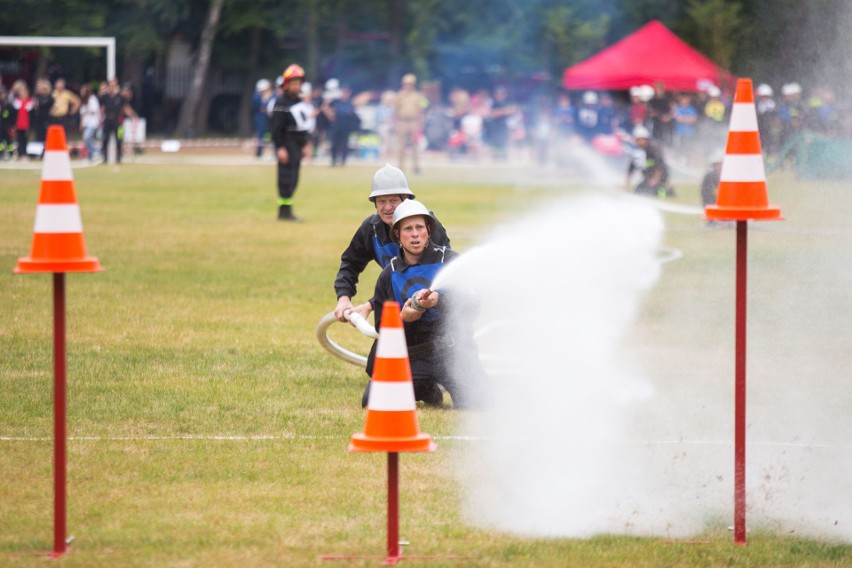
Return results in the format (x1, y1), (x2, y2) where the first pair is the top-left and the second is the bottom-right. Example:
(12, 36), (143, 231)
(563, 20), (733, 93)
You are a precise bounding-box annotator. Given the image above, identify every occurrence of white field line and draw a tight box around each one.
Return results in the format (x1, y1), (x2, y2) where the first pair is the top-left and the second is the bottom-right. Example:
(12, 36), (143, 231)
(1, 435), (850, 449)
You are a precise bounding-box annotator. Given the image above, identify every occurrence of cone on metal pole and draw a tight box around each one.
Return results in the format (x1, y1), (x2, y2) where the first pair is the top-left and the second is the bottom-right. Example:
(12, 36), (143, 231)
(15, 125), (102, 274)
(705, 78), (783, 221)
(321, 302), (436, 565)
(13, 125), (102, 558)
(350, 301), (435, 454)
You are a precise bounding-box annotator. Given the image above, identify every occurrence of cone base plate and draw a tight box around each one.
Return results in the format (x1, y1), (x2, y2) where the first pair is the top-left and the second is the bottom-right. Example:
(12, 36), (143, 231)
(705, 205), (783, 221)
(349, 433), (436, 453)
(15, 257), (103, 274)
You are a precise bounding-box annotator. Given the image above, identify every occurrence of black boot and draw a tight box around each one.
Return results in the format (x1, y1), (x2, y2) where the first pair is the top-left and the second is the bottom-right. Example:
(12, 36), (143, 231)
(361, 381), (371, 408)
(277, 205), (301, 222)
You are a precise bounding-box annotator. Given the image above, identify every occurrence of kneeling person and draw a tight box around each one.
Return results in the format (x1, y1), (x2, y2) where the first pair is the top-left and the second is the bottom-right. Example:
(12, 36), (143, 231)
(334, 164), (451, 323)
(365, 199), (485, 409)
(626, 125), (672, 198)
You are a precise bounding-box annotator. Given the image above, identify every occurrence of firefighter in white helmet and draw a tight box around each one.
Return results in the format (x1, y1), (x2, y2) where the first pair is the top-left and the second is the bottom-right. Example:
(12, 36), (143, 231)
(626, 125), (673, 198)
(363, 199), (485, 409)
(333, 164), (451, 323)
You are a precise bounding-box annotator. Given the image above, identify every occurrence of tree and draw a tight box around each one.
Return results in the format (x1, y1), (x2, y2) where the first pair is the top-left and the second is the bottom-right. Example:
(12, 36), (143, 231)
(174, 0), (225, 137)
(683, 0), (744, 70)
(539, 4), (610, 76)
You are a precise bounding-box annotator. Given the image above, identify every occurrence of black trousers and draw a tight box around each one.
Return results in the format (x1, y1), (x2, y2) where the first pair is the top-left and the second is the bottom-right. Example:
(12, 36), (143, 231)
(276, 145), (302, 204)
(102, 119), (122, 163)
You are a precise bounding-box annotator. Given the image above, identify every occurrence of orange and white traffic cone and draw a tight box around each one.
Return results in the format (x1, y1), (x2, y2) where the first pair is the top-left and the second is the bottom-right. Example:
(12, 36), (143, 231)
(15, 125), (102, 274)
(706, 78), (782, 221)
(13, 125), (102, 558)
(350, 301), (435, 453)
(337, 301), (435, 565)
(705, 78), (785, 547)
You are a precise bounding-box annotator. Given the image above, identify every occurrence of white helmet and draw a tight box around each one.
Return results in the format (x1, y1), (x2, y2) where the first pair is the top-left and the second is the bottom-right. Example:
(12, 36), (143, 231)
(582, 91), (598, 104)
(781, 82), (802, 96)
(629, 86), (641, 98)
(323, 78), (342, 101)
(369, 164), (415, 202)
(707, 85), (721, 97)
(632, 125), (651, 140)
(639, 85), (655, 102)
(256, 78), (271, 92)
(391, 199), (435, 239)
(756, 83), (773, 97)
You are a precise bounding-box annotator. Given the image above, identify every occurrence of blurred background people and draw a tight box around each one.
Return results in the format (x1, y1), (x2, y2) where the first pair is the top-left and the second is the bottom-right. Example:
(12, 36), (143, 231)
(78, 83), (101, 162)
(393, 73), (427, 173)
(49, 78), (80, 135)
(252, 78), (273, 158)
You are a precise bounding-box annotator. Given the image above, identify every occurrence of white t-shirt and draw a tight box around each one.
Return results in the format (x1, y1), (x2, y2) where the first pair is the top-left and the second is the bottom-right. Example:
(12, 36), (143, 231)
(80, 96), (101, 129)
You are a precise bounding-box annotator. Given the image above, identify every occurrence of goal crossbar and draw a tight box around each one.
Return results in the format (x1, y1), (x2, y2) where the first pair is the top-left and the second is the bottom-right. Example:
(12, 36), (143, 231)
(0, 36), (116, 80)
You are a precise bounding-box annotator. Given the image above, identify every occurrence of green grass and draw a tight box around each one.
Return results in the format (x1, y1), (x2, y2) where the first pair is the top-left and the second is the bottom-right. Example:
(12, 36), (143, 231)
(1, 155), (851, 567)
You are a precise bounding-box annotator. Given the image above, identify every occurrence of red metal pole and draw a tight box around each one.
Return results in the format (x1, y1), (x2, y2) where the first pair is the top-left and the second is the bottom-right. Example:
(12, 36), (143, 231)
(52, 273), (68, 558)
(386, 452), (401, 565)
(734, 221), (747, 545)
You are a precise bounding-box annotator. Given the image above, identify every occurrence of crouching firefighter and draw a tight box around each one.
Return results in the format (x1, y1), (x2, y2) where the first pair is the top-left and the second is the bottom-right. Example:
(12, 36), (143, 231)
(626, 125), (673, 198)
(363, 199), (486, 409)
(333, 164), (451, 323)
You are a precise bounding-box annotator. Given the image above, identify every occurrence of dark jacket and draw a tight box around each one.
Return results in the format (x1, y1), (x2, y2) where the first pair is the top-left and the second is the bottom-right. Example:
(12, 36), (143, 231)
(628, 142), (669, 183)
(334, 211), (451, 309)
(270, 92), (309, 151)
(371, 244), (455, 352)
(365, 244), (485, 409)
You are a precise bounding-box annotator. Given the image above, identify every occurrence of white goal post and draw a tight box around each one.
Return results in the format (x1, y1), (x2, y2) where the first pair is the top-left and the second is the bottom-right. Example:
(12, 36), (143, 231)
(0, 36), (116, 80)
(0, 36), (123, 162)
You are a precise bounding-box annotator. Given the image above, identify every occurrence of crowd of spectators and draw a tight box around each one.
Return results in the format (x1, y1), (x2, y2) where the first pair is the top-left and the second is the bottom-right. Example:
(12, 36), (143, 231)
(311, 78), (850, 170)
(3, 69), (848, 170)
(0, 74), (138, 162)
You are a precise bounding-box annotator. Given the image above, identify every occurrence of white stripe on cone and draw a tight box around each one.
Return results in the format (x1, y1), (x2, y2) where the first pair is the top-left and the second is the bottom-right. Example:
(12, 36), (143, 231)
(376, 327), (408, 358)
(34, 204), (83, 233)
(720, 155), (766, 182)
(367, 381), (417, 411)
(41, 151), (73, 181)
(728, 103), (759, 132)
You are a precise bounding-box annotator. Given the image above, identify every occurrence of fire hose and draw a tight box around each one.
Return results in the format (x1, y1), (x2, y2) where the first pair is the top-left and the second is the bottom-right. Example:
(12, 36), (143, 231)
(315, 309), (377, 367)
(315, 307), (514, 373)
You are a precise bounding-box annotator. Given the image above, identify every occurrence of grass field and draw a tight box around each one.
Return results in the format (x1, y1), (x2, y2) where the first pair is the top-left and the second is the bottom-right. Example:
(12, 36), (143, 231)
(1, 152), (851, 567)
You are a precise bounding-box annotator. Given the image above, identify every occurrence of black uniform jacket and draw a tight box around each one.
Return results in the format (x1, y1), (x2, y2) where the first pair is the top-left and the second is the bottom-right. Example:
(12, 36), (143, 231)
(333, 212), (451, 309)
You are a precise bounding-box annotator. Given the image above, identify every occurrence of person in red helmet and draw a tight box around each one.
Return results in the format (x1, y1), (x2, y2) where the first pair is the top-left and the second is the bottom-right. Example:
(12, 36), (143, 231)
(270, 64), (313, 221)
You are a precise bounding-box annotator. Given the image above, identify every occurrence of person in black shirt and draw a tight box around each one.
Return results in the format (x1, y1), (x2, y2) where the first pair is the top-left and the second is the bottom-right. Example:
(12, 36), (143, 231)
(364, 199), (485, 409)
(32, 79), (54, 151)
(333, 164), (451, 323)
(270, 64), (312, 221)
(99, 78), (136, 164)
(626, 125), (672, 198)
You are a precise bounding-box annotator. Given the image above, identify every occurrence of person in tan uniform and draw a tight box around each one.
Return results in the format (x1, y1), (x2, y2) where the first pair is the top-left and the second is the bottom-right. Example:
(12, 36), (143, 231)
(49, 78), (81, 135)
(393, 73), (427, 173)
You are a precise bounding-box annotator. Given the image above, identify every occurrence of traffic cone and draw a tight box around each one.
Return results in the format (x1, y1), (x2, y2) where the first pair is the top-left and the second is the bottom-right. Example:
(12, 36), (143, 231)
(706, 78), (783, 221)
(15, 126), (103, 274)
(350, 301), (435, 453)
